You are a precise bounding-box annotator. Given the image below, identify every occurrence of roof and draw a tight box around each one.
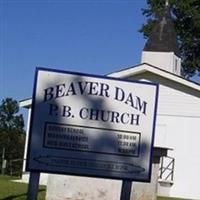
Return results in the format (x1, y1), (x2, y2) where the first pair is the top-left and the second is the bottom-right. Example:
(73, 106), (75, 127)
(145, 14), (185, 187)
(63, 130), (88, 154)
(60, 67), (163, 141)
(108, 63), (200, 95)
(20, 64), (200, 108)
(143, 4), (180, 56)
(19, 98), (32, 108)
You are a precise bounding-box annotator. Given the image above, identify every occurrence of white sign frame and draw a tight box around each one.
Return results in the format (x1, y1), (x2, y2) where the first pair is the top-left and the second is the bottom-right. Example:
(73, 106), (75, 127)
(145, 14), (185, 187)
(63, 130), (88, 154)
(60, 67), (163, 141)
(26, 67), (159, 182)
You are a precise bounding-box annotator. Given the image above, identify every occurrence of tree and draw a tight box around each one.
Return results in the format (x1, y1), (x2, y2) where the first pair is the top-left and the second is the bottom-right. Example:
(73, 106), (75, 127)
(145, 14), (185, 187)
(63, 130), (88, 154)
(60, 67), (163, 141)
(0, 98), (25, 176)
(140, 0), (200, 78)
(0, 98), (24, 132)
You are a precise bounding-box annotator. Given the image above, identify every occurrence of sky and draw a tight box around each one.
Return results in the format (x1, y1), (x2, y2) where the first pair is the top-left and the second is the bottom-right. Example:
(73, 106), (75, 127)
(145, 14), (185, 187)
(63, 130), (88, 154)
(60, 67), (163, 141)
(0, 0), (147, 101)
(1, 0), (200, 121)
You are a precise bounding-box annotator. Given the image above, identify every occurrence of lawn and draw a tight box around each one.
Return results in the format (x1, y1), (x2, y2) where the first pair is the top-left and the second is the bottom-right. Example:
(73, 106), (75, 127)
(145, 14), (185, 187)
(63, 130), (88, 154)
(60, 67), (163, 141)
(0, 175), (189, 200)
(157, 197), (189, 200)
(0, 175), (46, 200)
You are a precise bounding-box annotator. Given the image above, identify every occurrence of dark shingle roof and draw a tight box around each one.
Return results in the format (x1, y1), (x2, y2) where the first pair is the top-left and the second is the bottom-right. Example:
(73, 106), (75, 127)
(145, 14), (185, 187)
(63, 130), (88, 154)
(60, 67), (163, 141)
(143, 5), (180, 56)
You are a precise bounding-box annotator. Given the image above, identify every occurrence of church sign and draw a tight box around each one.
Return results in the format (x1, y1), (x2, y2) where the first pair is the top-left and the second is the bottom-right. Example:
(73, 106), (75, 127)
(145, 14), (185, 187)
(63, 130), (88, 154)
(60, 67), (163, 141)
(26, 67), (159, 182)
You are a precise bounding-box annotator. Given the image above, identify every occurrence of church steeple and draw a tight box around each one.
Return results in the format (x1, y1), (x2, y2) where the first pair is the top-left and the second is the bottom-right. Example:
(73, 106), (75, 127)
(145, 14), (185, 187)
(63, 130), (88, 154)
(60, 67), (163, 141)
(141, 1), (181, 75)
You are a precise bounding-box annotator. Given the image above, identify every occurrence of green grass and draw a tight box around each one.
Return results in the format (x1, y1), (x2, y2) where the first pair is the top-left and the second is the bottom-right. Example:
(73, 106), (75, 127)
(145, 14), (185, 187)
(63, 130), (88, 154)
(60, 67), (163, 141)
(158, 197), (189, 200)
(0, 175), (46, 200)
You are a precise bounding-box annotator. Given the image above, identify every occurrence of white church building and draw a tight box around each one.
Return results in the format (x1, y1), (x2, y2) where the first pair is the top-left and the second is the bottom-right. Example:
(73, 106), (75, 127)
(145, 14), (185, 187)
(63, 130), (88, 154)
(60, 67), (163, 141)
(20, 4), (200, 200)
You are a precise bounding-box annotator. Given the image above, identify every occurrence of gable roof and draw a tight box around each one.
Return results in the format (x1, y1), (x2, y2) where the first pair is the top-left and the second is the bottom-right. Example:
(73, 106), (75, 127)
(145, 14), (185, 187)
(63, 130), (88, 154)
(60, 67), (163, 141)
(108, 63), (200, 95)
(20, 63), (200, 109)
(19, 98), (32, 108)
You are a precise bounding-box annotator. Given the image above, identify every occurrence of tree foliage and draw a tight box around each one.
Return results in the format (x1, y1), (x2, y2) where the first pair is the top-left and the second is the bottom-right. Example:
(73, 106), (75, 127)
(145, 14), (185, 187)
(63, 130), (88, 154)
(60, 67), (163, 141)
(0, 98), (25, 176)
(140, 0), (200, 78)
(0, 98), (24, 132)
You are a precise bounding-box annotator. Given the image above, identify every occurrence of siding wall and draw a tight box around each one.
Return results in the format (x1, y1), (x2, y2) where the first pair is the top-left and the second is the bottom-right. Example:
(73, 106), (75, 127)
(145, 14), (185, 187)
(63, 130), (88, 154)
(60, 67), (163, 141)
(157, 115), (200, 199)
(158, 84), (200, 117)
(131, 74), (200, 199)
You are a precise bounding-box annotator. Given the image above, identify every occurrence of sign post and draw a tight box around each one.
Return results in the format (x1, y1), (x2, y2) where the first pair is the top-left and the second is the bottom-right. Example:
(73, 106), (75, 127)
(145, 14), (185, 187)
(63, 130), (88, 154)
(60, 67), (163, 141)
(26, 67), (159, 199)
(120, 180), (132, 200)
(27, 172), (40, 200)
